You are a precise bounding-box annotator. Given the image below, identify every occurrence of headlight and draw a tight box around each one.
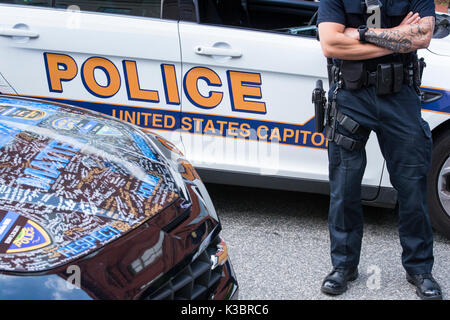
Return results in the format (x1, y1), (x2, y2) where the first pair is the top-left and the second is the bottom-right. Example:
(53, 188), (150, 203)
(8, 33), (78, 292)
(210, 237), (229, 270)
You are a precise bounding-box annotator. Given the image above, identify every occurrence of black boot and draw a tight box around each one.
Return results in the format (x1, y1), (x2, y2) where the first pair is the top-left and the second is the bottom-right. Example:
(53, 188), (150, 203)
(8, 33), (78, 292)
(321, 267), (358, 295)
(406, 273), (443, 300)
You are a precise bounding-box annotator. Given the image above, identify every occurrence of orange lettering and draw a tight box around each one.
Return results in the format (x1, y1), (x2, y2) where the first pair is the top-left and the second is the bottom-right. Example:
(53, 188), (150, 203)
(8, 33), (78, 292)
(227, 71), (266, 114)
(123, 60), (159, 103)
(44, 53), (78, 93)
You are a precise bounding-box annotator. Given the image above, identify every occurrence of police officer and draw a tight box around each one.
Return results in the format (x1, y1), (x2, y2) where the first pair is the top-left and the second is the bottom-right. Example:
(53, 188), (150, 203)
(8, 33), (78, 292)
(317, 0), (442, 300)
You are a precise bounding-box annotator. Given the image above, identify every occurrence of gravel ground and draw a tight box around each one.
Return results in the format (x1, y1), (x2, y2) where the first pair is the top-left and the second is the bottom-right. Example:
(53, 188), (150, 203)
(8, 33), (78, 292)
(206, 183), (450, 300)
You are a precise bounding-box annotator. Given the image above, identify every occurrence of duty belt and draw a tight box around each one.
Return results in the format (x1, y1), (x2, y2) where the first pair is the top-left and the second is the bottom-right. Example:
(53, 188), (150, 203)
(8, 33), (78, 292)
(319, 54), (426, 152)
(364, 63), (412, 94)
(337, 61), (415, 95)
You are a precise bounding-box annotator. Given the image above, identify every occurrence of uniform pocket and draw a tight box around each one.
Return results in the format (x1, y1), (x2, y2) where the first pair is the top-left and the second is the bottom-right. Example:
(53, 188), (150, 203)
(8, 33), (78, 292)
(421, 119), (433, 168)
(386, 0), (410, 16)
(399, 119), (433, 174)
(420, 119), (432, 140)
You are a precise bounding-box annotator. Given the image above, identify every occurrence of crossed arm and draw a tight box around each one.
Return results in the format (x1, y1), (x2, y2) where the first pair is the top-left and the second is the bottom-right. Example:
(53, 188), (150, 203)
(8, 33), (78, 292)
(318, 12), (435, 60)
(364, 16), (435, 53)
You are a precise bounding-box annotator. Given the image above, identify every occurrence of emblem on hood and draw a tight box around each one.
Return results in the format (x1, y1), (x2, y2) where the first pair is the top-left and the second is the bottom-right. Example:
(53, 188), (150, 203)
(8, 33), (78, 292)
(0, 211), (51, 254)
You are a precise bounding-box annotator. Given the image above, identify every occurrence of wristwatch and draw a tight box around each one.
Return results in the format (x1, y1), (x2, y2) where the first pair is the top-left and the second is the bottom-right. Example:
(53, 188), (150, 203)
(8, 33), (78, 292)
(358, 25), (369, 42)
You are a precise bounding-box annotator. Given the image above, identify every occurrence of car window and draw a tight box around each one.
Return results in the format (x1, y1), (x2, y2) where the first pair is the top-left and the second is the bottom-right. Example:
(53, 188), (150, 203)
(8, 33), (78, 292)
(194, 0), (319, 37)
(0, 0), (180, 19)
(55, 0), (166, 18)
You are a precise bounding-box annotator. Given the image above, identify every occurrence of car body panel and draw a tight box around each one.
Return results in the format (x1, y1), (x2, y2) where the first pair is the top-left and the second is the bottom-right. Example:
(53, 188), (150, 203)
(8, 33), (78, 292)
(178, 21), (386, 199)
(0, 4), (184, 152)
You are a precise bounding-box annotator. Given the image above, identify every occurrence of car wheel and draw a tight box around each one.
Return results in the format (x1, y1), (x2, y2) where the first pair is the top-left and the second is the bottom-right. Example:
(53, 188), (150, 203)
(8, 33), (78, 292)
(427, 131), (450, 239)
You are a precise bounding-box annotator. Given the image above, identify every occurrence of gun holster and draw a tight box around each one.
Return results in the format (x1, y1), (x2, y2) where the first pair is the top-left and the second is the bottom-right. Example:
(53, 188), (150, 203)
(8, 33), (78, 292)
(413, 55), (426, 95)
(311, 79), (369, 151)
(312, 80), (326, 133)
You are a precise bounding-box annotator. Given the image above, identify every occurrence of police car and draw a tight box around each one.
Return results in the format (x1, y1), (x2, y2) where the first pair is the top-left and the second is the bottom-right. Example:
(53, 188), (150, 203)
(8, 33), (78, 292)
(0, 94), (238, 300)
(0, 0), (448, 238)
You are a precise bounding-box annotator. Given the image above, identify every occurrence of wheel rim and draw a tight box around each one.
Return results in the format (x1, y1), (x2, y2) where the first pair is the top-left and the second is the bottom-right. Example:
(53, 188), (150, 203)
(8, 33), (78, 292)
(437, 155), (450, 218)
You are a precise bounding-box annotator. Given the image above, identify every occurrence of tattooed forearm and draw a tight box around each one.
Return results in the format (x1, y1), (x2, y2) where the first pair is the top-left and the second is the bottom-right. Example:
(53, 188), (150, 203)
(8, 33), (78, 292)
(365, 29), (412, 52)
(365, 16), (435, 53)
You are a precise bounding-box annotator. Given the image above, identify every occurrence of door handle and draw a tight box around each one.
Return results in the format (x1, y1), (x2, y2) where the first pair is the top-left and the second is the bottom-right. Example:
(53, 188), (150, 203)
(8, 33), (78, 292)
(0, 28), (39, 39)
(194, 46), (242, 58)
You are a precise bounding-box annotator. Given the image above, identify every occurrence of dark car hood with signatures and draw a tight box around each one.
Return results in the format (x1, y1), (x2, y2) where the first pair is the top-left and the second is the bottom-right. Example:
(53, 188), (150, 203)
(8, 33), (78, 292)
(0, 95), (182, 273)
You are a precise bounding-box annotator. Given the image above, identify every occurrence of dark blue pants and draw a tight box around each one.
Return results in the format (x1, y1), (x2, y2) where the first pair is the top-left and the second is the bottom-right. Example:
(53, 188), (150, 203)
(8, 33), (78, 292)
(328, 84), (434, 275)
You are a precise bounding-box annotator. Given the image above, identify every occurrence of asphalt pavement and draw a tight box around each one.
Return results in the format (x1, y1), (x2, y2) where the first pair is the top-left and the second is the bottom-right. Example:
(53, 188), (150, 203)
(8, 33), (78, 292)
(206, 183), (450, 300)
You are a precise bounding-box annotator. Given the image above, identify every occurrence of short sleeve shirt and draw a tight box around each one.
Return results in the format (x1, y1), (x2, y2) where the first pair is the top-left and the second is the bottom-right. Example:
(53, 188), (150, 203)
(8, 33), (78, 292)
(317, 0), (436, 28)
(317, 0), (435, 66)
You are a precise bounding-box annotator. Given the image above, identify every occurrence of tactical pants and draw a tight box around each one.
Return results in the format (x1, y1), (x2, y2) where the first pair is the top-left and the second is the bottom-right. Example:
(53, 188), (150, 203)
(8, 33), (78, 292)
(328, 84), (434, 275)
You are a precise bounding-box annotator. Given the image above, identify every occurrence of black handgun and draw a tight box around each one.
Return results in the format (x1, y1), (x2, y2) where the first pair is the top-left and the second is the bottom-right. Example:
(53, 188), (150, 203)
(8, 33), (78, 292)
(411, 52), (426, 99)
(312, 80), (327, 133)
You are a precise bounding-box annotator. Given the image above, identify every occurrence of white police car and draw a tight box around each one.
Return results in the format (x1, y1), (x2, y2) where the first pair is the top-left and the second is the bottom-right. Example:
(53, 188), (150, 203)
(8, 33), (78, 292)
(0, 0), (448, 238)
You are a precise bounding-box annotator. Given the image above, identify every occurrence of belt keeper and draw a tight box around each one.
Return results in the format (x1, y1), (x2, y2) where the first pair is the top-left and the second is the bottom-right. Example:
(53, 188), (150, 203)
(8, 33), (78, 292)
(334, 133), (360, 151)
(366, 72), (377, 87)
(337, 113), (360, 134)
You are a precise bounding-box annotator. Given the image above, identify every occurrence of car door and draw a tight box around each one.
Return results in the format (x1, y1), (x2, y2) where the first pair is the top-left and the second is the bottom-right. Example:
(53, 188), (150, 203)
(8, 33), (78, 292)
(178, 0), (385, 198)
(0, 1), (184, 151)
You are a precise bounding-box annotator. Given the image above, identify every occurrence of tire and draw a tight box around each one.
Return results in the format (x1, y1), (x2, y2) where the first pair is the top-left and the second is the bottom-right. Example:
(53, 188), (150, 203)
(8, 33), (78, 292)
(427, 131), (450, 239)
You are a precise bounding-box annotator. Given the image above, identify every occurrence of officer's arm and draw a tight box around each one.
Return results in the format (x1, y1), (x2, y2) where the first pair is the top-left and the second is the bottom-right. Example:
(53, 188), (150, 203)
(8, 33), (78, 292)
(318, 22), (393, 60)
(362, 16), (435, 53)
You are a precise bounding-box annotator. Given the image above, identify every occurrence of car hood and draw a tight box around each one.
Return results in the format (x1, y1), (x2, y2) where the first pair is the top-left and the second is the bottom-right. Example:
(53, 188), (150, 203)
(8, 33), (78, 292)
(0, 95), (181, 273)
(428, 37), (450, 57)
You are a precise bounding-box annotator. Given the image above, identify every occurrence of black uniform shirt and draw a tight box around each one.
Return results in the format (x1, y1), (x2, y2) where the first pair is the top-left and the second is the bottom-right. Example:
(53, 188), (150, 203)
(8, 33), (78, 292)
(317, 0), (436, 68)
(317, 0), (435, 27)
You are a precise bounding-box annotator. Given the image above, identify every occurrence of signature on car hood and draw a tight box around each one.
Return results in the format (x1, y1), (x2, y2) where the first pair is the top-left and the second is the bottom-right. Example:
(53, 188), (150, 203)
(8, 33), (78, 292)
(0, 96), (181, 273)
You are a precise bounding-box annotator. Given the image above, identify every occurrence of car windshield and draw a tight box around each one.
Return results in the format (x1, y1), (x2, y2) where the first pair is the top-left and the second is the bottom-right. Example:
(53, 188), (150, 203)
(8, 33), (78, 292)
(196, 0), (448, 40)
(196, 0), (319, 36)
